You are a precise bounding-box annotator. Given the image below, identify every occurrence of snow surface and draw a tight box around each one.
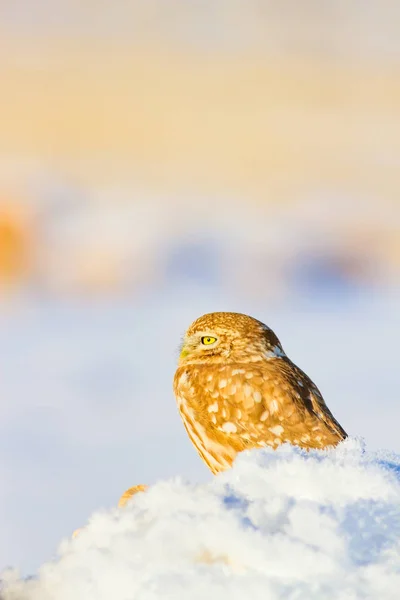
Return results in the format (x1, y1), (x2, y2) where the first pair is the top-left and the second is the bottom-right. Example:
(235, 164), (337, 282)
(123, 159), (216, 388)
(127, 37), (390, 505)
(2, 438), (400, 600)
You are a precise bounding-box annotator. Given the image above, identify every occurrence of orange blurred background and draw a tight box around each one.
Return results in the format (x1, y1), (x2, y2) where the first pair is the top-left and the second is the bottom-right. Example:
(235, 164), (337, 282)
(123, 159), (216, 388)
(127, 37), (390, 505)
(0, 1), (399, 297)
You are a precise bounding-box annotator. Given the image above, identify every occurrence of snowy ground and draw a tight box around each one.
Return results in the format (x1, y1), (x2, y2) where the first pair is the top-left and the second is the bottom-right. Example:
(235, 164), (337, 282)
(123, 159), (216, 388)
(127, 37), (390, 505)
(2, 439), (400, 599)
(0, 286), (399, 583)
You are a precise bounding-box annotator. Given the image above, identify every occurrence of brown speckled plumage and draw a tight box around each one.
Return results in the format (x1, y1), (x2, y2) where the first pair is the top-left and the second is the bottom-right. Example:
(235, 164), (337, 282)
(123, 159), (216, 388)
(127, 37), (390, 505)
(174, 312), (347, 474)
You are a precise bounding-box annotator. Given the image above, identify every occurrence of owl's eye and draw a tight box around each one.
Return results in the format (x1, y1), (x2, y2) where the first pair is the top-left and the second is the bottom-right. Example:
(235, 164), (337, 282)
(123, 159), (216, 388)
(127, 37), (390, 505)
(201, 336), (217, 345)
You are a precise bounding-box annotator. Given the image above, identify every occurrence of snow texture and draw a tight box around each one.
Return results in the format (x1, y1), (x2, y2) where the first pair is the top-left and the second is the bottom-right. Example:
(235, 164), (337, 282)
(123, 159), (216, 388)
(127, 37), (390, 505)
(2, 438), (400, 600)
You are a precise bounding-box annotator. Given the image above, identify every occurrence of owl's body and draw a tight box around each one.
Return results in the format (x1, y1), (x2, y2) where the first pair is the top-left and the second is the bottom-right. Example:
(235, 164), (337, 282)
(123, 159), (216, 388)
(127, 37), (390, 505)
(174, 312), (346, 474)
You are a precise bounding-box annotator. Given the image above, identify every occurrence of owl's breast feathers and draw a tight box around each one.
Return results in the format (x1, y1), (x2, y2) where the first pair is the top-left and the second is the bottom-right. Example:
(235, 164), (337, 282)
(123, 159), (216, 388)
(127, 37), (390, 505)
(174, 359), (346, 473)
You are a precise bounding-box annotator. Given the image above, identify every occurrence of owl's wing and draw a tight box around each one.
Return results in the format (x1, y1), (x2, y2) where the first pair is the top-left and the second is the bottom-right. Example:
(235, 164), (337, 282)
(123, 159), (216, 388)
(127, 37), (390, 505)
(218, 360), (347, 448)
(277, 358), (347, 442)
(307, 385), (347, 440)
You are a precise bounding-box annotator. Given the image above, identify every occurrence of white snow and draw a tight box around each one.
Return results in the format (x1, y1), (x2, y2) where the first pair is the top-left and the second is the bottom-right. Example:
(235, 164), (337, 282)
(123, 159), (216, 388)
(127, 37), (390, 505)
(2, 438), (400, 600)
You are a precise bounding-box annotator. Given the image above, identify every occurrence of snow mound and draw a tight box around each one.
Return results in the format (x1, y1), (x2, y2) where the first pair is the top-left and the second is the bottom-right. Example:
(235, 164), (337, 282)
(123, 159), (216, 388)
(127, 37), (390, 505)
(2, 439), (400, 600)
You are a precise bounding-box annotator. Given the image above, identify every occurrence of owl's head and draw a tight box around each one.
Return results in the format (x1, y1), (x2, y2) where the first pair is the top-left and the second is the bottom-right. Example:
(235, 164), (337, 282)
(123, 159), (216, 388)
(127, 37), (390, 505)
(178, 312), (286, 366)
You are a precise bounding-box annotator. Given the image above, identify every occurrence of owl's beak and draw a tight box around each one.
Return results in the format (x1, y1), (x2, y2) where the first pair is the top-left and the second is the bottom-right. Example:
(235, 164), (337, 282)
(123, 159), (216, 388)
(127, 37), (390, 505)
(179, 338), (190, 359)
(180, 345), (189, 359)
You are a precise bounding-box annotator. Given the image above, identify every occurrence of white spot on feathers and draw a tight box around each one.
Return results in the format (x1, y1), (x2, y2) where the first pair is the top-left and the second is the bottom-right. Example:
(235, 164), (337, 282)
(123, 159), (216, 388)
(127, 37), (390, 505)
(231, 368), (245, 375)
(269, 425), (284, 436)
(221, 422), (237, 434)
(253, 390), (262, 403)
(269, 400), (279, 414)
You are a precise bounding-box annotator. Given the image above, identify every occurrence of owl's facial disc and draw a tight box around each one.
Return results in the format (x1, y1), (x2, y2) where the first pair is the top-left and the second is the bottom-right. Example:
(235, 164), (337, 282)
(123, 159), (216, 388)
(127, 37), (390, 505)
(179, 330), (227, 363)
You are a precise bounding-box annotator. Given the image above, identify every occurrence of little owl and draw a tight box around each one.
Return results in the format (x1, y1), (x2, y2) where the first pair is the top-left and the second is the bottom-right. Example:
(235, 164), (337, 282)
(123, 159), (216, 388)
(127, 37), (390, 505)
(174, 312), (347, 474)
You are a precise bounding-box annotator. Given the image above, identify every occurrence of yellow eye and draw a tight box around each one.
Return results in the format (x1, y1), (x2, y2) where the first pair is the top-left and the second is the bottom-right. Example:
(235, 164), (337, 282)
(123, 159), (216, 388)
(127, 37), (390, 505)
(201, 336), (217, 345)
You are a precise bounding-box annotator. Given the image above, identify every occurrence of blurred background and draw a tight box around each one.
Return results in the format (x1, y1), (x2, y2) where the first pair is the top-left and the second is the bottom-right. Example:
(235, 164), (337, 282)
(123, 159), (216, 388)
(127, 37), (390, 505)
(0, 0), (399, 576)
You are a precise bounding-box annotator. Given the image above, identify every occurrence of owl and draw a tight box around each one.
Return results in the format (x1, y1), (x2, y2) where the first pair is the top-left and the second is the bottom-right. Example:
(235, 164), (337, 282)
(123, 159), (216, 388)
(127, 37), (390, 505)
(174, 312), (347, 474)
